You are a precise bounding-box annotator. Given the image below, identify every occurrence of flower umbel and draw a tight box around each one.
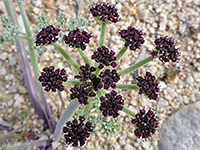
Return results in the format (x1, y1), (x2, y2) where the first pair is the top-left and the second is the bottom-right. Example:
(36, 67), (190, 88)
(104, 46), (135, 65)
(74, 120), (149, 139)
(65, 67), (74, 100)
(99, 69), (120, 90)
(63, 28), (91, 50)
(38, 66), (67, 92)
(74, 64), (103, 91)
(131, 108), (159, 139)
(70, 83), (96, 105)
(35, 25), (60, 46)
(136, 71), (159, 101)
(151, 36), (180, 63)
(119, 26), (145, 51)
(63, 116), (94, 147)
(91, 46), (117, 69)
(100, 90), (124, 118)
(90, 2), (120, 23)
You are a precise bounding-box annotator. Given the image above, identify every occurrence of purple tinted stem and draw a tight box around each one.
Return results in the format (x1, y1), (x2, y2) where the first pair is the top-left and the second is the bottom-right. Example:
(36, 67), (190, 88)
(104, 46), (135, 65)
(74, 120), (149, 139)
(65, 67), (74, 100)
(3, 0), (48, 128)
(2, 140), (51, 150)
(17, 1), (56, 132)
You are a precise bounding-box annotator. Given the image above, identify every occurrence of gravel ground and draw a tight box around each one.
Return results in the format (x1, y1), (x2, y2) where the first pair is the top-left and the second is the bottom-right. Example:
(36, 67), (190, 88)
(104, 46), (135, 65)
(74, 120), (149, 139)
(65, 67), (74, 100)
(0, 0), (200, 150)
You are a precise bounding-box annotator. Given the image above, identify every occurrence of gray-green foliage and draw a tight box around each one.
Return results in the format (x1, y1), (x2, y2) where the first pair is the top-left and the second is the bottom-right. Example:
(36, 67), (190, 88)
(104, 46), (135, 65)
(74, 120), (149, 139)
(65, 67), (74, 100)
(0, 16), (21, 47)
(33, 14), (50, 33)
(69, 17), (88, 31)
(54, 12), (66, 28)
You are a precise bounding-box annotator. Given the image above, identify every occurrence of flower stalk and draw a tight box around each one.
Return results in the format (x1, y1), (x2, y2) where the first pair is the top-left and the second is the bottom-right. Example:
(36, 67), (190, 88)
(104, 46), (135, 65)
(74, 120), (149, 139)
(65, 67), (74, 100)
(77, 48), (91, 66)
(116, 46), (127, 62)
(52, 42), (81, 72)
(122, 106), (136, 118)
(118, 56), (153, 76)
(116, 84), (139, 90)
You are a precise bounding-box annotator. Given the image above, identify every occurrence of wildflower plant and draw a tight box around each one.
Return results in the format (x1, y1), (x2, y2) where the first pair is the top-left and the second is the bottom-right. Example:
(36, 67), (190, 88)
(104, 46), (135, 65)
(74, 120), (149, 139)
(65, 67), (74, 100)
(0, 1), (180, 149)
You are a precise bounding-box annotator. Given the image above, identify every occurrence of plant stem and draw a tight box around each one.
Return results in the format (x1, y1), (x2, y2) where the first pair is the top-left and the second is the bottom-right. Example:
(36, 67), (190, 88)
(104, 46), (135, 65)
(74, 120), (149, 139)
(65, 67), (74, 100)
(122, 106), (136, 118)
(3, 0), (48, 129)
(63, 80), (80, 86)
(118, 56), (153, 76)
(53, 100), (80, 142)
(83, 97), (92, 121)
(61, 29), (69, 32)
(98, 22), (106, 47)
(116, 84), (139, 90)
(1, 140), (50, 150)
(94, 22), (106, 69)
(116, 46), (127, 62)
(17, 0), (56, 132)
(52, 42), (81, 72)
(77, 48), (91, 66)
(16, 34), (29, 40)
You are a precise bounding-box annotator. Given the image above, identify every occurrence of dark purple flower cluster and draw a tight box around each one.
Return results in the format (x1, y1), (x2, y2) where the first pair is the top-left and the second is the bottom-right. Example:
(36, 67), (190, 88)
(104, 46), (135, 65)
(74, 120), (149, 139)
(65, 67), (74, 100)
(90, 2), (120, 23)
(151, 36), (180, 63)
(99, 69), (120, 89)
(119, 26), (145, 51)
(131, 108), (159, 139)
(63, 116), (94, 147)
(36, 25), (60, 46)
(91, 46), (117, 69)
(136, 71), (159, 101)
(63, 28), (91, 51)
(38, 66), (67, 92)
(70, 83), (96, 105)
(75, 64), (103, 91)
(100, 90), (124, 118)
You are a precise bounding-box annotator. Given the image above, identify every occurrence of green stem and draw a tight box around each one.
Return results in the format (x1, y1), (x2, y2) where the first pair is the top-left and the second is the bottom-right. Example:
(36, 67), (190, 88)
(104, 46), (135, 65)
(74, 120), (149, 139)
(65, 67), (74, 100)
(61, 29), (69, 32)
(116, 84), (139, 90)
(116, 46), (127, 62)
(98, 22), (106, 47)
(16, 34), (29, 40)
(77, 48), (91, 66)
(63, 80), (80, 86)
(118, 56), (153, 76)
(122, 106), (136, 118)
(52, 42), (81, 72)
(94, 22), (106, 69)
(83, 97), (92, 121)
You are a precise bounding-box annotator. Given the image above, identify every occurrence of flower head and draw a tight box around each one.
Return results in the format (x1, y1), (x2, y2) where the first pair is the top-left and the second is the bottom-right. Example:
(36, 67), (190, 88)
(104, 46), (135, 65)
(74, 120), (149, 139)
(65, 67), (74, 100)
(91, 46), (117, 69)
(100, 90), (124, 118)
(119, 26), (145, 51)
(63, 28), (91, 50)
(36, 25), (60, 46)
(90, 2), (120, 23)
(63, 116), (94, 147)
(136, 71), (159, 101)
(99, 69), (120, 90)
(151, 36), (180, 63)
(70, 83), (96, 105)
(131, 108), (159, 139)
(74, 64), (103, 91)
(38, 66), (67, 92)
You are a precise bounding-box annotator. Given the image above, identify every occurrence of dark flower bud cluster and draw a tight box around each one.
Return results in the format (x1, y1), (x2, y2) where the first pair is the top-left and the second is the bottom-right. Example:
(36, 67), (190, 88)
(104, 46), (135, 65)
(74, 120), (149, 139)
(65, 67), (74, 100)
(99, 69), (120, 89)
(36, 25), (60, 46)
(75, 64), (103, 91)
(91, 46), (117, 69)
(151, 36), (180, 63)
(38, 66), (67, 92)
(131, 108), (159, 139)
(100, 90), (124, 118)
(63, 116), (94, 147)
(136, 71), (159, 101)
(63, 28), (91, 51)
(119, 26), (145, 51)
(90, 2), (120, 23)
(70, 83), (96, 105)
